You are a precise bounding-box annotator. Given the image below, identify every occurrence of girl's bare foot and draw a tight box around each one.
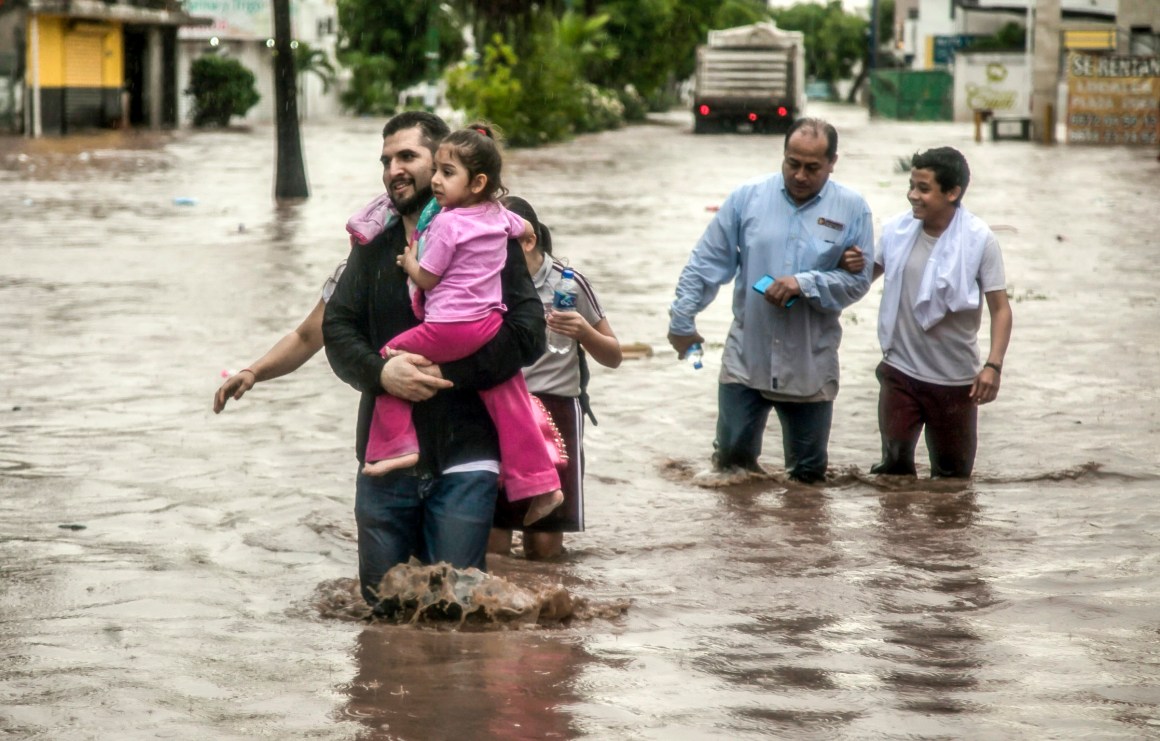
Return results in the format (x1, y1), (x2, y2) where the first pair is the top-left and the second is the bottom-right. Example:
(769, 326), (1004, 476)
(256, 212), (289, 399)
(523, 489), (564, 526)
(362, 452), (419, 477)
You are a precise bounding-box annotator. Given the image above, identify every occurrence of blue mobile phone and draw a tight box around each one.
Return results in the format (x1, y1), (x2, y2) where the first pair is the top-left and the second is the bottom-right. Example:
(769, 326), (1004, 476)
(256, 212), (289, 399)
(752, 275), (796, 307)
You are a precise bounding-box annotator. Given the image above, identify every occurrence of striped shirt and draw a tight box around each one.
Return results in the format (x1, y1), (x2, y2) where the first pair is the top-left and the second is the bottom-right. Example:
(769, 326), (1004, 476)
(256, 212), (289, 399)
(525, 258), (605, 397)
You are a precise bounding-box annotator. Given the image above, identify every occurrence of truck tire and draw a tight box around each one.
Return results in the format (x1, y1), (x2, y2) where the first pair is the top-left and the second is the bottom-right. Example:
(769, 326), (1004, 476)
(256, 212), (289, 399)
(693, 116), (715, 134)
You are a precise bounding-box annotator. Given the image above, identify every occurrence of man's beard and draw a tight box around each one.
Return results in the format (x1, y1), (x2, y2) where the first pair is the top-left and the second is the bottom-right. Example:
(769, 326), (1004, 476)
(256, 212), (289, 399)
(390, 183), (433, 216)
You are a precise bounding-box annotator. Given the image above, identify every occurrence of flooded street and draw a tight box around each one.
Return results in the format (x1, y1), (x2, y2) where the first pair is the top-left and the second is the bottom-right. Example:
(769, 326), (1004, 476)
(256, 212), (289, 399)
(2, 102), (1159, 739)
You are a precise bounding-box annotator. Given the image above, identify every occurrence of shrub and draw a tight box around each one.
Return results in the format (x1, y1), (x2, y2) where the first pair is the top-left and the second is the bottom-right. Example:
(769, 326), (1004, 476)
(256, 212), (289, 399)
(186, 55), (260, 127)
(617, 84), (647, 122)
(574, 83), (624, 133)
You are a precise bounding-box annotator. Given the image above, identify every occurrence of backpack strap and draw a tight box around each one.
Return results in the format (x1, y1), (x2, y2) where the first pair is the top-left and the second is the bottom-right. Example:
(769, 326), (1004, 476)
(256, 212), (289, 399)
(577, 346), (598, 426)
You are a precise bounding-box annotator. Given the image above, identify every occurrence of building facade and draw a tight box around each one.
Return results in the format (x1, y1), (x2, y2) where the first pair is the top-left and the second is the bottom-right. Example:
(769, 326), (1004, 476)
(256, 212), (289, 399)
(1117, 0), (1160, 55)
(894, 0), (1120, 71)
(0, 0), (210, 135)
(0, 0), (346, 135)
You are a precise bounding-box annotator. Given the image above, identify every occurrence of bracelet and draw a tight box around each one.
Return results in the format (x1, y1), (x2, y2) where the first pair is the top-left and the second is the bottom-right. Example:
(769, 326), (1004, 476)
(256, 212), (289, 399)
(983, 361), (1002, 374)
(239, 368), (257, 378)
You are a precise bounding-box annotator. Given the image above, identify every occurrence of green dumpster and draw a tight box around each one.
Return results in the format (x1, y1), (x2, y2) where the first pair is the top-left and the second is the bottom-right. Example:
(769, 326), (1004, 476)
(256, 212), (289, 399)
(870, 69), (953, 121)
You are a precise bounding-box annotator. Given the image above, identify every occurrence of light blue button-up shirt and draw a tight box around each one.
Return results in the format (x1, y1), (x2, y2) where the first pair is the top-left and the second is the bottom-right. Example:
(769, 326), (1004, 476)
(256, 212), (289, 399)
(669, 173), (874, 397)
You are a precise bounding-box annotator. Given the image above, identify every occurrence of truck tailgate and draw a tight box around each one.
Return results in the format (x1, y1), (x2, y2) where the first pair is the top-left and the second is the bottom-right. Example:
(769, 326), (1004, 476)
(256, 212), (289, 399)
(697, 49), (791, 99)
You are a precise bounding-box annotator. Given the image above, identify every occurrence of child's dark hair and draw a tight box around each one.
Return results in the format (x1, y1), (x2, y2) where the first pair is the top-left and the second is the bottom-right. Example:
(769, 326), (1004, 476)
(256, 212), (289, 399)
(503, 196), (553, 255)
(440, 122), (508, 202)
(911, 147), (970, 206)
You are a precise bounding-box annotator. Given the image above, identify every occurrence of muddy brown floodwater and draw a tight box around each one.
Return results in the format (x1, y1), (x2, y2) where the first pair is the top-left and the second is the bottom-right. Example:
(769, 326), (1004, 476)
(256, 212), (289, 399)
(2, 103), (1159, 740)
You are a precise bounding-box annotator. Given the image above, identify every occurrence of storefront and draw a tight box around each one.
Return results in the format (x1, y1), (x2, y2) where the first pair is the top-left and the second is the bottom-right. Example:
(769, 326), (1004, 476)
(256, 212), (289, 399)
(12, 0), (209, 136)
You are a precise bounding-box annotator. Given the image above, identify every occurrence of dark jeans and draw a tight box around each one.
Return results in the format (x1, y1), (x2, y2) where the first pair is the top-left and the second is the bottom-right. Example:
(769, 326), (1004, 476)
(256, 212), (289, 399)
(713, 382), (833, 484)
(353, 468), (498, 606)
(871, 361), (977, 478)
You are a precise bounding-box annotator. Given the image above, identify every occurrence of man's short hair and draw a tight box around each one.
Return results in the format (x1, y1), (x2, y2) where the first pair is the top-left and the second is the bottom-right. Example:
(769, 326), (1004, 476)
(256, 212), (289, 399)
(784, 117), (838, 161)
(911, 147), (970, 205)
(382, 111), (450, 155)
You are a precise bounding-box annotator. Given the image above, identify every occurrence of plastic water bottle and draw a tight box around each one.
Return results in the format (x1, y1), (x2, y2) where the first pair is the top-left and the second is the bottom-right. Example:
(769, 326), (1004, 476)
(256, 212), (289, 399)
(547, 268), (578, 354)
(686, 342), (704, 370)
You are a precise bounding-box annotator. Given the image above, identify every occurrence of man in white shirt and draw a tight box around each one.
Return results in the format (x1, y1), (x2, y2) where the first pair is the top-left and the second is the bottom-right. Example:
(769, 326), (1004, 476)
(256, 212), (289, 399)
(849, 147), (1013, 477)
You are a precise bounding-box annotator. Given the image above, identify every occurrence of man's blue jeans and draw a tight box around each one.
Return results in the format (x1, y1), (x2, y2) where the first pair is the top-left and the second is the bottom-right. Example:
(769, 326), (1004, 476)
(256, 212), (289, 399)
(713, 382), (832, 484)
(353, 469), (498, 606)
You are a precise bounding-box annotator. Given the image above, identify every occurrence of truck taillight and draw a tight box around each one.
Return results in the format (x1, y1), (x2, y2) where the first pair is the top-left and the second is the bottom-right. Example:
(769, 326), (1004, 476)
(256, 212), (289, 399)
(748, 113), (758, 122)
(777, 106), (788, 117)
(699, 105), (710, 116)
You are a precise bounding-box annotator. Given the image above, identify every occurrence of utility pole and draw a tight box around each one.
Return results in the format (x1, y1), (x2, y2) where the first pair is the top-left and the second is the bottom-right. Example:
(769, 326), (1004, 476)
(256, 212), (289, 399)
(1030, 0), (1061, 144)
(29, 14), (42, 138)
(867, 0), (880, 115)
(273, 0), (309, 199)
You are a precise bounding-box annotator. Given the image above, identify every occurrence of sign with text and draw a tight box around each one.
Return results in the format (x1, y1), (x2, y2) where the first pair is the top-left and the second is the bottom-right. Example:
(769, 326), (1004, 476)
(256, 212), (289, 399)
(1067, 53), (1160, 146)
(178, 0), (298, 41)
(933, 35), (979, 66)
(952, 52), (1030, 122)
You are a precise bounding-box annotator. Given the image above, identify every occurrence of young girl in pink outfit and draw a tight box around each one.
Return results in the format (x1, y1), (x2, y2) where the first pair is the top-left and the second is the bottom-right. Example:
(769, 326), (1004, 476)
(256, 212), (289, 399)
(363, 124), (564, 526)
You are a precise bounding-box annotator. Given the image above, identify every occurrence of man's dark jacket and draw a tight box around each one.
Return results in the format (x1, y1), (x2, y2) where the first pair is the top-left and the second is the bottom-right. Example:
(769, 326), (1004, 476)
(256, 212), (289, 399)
(323, 216), (546, 474)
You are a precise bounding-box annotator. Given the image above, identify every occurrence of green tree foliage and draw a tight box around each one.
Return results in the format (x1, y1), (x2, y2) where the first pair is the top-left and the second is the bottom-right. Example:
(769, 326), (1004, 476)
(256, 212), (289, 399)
(588, 0), (680, 102)
(584, 0), (769, 108)
(344, 0), (843, 144)
(186, 55), (260, 127)
(771, 1), (867, 84)
(446, 11), (624, 146)
(339, 53), (396, 116)
(586, 0), (709, 103)
(529, 11), (622, 134)
(460, 0), (570, 51)
(713, 0), (772, 29)
(968, 21), (1026, 52)
(336, 0), (465, 114)
(556, 10), (619, 82)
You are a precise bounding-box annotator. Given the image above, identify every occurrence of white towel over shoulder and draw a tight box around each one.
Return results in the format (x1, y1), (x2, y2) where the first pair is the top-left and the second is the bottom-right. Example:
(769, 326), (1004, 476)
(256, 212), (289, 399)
(877, 207), (992, 352)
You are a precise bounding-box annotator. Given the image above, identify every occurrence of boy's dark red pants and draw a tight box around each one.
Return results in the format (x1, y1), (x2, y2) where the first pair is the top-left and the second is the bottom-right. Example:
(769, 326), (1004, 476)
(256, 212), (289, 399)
(871, 361), (977, 478)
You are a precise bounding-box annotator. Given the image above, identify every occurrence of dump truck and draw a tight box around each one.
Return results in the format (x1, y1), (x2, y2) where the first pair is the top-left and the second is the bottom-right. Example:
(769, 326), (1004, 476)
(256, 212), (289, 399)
(692, 22), (806, 134)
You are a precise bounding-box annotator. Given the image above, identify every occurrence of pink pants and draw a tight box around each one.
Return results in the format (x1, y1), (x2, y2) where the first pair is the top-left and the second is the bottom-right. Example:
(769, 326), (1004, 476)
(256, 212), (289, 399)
(366, 311), (561, 501)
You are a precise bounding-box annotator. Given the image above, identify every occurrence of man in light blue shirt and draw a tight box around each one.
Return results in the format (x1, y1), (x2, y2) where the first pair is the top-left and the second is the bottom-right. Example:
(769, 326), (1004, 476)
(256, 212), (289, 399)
(668, 118), (874, 482)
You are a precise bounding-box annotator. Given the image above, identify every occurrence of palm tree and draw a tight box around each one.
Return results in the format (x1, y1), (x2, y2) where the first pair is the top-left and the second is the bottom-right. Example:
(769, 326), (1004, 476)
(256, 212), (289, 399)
(273, 0), (308, 199)
(294, 41), (337, 94)
(294, 40), (338, 120)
